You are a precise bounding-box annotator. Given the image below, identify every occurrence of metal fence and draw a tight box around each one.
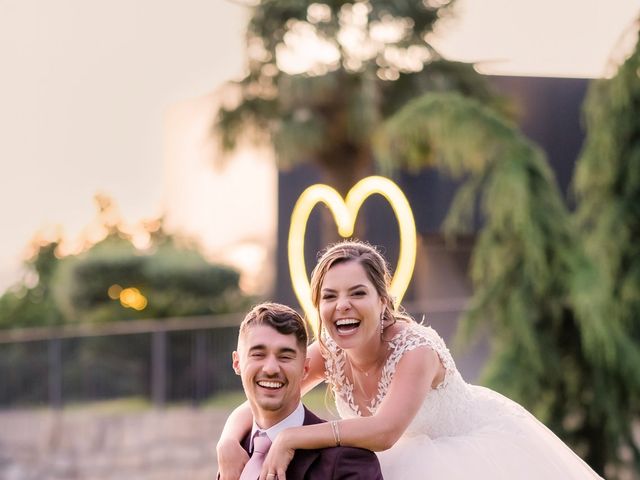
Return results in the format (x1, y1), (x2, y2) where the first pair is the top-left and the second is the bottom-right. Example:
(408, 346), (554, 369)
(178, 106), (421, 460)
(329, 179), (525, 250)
(0, 300), (475, 409)
(0, 314), (245, 409)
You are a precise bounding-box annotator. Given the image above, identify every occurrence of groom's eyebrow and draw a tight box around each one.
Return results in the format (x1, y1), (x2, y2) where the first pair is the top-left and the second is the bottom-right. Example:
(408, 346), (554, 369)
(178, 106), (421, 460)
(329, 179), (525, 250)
(247, 344), (298, 356)
(278, 347), (298, 356)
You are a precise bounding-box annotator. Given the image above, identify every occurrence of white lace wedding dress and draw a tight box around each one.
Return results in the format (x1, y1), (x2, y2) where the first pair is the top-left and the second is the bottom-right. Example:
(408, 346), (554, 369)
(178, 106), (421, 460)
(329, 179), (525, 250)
(323, 321), (603, 479)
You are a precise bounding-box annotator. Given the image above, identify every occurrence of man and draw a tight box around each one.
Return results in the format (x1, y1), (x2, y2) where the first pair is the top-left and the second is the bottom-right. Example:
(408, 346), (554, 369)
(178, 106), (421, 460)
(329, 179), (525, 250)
(229, 302), (383, 480)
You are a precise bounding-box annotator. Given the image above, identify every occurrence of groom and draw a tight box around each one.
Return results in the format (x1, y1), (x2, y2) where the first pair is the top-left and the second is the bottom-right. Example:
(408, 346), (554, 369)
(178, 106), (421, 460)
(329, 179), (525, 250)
(228, 302), (383, 479)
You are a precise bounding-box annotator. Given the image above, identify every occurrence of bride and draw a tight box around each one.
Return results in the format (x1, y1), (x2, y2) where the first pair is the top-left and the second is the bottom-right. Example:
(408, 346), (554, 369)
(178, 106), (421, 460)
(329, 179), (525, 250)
(217, 241), (604, 479)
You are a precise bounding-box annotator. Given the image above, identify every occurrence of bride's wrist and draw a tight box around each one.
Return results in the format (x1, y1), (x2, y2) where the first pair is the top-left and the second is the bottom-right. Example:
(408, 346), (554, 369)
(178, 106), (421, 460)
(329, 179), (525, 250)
(277, 428), (294, 448)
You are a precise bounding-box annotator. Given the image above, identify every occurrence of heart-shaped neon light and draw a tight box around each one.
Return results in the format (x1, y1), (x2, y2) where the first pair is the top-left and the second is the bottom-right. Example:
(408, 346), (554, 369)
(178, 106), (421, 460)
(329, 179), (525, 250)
(288, 175), (417, 335)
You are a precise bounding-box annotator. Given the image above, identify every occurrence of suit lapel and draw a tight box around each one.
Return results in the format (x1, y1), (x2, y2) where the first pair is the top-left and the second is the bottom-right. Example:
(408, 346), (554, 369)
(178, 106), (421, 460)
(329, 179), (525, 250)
(241, 431), (251, 454)
(237, 407), (327, 478)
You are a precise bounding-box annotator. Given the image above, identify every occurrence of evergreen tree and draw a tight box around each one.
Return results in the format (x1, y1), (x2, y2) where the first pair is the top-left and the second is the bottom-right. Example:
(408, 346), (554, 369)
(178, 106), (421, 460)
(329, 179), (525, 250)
(376, 91), (614, 475)
(573, 21), (640, 477)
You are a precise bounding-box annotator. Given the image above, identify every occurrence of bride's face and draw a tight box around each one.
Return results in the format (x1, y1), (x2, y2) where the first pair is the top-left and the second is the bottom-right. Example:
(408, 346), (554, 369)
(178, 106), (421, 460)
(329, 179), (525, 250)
(319, 260), (385, 350)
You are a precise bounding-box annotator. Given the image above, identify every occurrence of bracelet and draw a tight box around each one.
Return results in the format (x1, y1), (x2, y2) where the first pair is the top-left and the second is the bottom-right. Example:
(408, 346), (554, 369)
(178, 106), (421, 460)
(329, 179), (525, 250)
(330, 420), (341, 446)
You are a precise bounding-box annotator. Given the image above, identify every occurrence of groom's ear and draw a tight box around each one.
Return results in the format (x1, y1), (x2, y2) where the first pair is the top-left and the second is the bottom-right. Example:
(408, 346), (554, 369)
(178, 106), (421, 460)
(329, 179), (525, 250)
(232, 351), (241, 375)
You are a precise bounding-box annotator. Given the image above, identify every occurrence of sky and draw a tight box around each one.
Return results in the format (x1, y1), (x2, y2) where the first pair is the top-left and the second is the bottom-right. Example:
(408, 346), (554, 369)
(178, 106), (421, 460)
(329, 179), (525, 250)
(0, 0), (638, 294)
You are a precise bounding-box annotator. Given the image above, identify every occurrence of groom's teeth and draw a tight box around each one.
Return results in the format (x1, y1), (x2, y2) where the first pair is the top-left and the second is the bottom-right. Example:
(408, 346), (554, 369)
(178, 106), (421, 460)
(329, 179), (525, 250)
(257, 381), (283, 389)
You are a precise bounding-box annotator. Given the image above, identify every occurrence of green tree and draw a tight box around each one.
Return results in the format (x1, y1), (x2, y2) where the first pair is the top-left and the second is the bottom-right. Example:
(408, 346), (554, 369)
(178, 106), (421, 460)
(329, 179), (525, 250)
(377, 91), (614, 475)
(573, 22), (640, 477)
(0, 196), (248, 327)
(0, 240), (64, 328)
(217, 0), (501, 196)
(52, 234), (246, 323)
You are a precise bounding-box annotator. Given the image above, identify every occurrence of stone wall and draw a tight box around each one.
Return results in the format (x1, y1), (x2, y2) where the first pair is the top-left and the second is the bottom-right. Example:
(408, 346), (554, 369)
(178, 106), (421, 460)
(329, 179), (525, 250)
(0, 407), (230, 480)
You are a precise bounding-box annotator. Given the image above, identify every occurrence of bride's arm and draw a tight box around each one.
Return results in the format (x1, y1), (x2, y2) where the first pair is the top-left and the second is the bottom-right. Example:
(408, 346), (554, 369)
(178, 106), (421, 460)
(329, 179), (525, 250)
(216, 401), (252, 480)
(216, 341), (325, 480)
(259, 346), (440, 480)
(301, 341), (326, 394)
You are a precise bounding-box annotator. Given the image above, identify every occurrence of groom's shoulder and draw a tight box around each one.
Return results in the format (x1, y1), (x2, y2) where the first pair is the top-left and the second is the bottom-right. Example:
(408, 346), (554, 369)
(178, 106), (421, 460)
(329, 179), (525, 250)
(300, 406), (383, 478)
(315, 445), (383, 479)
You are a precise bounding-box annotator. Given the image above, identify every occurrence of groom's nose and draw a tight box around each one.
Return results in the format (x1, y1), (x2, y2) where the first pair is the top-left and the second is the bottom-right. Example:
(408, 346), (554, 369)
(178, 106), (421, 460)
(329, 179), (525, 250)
(262, 353), (280, 375)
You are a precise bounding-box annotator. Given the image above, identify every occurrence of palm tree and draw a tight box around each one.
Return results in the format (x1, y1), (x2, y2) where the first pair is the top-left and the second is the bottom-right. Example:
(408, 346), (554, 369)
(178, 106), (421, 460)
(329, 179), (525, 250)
(216, 0), (501, 196)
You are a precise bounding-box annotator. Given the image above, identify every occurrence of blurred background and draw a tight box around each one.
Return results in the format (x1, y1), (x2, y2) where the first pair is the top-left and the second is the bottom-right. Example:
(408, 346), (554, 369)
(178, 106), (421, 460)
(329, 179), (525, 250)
(1, 0), (639, 479)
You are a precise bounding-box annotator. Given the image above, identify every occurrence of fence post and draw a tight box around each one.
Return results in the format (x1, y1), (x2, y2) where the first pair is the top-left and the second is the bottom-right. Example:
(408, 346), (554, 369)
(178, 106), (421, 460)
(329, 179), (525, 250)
(151, 330), (166, 408)
(194, 331), (207, 406)
(48, 338), (62, 409)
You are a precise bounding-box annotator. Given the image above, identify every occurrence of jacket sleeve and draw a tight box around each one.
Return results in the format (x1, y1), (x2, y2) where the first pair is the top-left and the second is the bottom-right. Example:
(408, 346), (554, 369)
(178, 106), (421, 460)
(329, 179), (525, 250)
(332, 447), (384, 479)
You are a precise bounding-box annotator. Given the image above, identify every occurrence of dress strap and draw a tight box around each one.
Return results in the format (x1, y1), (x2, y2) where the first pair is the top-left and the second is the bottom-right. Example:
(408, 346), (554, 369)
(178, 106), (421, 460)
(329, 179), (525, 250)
(384, 322), (457, 392)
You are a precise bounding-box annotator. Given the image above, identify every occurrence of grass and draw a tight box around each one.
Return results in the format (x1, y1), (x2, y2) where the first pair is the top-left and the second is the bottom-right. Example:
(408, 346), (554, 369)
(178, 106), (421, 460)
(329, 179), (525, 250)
(4, 386), (340, 418)
(63, 396), (152, 413)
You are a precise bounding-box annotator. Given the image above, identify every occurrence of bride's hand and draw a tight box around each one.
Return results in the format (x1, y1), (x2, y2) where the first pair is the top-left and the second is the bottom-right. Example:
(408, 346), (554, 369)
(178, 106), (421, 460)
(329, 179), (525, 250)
(259, 431), (295, 480)
(216, 437), (250, 480)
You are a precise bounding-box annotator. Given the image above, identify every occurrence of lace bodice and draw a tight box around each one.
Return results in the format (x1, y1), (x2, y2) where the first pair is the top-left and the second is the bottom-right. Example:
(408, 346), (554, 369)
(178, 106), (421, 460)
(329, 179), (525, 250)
(323, 322), (527, 438)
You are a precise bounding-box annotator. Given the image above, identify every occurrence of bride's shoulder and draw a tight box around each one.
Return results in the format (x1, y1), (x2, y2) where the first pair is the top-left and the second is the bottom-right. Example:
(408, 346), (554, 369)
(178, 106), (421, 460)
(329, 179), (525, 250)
(388, 321), (456, 370)
(388, 320), (444, 345)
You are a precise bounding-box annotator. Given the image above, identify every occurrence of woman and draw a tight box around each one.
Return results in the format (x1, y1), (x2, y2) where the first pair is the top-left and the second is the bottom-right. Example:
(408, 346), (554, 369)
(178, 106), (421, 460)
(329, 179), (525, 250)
(218, 241), (603, 479)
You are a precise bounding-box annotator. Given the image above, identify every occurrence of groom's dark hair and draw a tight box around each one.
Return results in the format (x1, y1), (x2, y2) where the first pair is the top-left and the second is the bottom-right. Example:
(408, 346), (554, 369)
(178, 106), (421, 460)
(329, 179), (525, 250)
(239, 302), (308, 352)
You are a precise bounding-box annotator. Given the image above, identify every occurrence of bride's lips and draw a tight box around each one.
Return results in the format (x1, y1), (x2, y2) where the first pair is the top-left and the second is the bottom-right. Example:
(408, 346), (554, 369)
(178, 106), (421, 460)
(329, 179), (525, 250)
(334, 318), (361, 336)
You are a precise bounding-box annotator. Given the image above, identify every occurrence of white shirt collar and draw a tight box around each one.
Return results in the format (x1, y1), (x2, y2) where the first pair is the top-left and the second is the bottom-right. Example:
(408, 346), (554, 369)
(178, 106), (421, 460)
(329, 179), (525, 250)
(249, 402), (305, 452)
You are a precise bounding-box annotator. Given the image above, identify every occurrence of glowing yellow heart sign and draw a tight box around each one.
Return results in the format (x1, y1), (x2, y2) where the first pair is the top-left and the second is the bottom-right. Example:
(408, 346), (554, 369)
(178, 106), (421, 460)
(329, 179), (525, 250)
(288, 175), (417, 335)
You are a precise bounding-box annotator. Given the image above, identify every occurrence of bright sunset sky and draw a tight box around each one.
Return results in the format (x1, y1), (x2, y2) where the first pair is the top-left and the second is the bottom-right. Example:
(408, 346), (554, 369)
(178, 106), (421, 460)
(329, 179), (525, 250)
(0, 0), (638, 293)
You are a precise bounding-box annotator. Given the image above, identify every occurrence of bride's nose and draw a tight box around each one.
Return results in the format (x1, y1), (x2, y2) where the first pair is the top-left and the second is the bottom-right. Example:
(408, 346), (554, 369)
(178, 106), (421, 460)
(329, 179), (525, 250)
(336, 296), (352, 311)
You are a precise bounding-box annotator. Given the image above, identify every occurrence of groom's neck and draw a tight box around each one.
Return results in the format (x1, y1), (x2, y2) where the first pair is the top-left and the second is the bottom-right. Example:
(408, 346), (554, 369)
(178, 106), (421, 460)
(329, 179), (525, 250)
(253, 401), (300, 430)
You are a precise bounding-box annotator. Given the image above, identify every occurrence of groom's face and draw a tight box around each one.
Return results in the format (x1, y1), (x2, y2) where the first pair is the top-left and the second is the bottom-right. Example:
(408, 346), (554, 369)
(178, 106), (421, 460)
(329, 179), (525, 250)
(233, 325), (309, 427)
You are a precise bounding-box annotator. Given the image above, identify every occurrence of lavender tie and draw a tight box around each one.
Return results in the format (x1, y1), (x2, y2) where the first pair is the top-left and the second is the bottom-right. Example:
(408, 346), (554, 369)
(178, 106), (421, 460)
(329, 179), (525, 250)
(240, 433), (272, 480)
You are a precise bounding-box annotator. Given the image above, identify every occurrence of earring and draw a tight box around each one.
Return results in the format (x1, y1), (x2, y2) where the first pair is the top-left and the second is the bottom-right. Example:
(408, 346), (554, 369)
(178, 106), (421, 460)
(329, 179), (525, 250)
(380, 310), (385, 337)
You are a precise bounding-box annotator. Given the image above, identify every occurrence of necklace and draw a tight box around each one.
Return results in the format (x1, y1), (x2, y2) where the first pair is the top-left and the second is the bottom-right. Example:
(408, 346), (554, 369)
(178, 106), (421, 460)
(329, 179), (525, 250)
(348, 359), (377, 377)
(345, 349), (387, 405)
(346, 343), (388, 377)
(348, 359), (378, 403)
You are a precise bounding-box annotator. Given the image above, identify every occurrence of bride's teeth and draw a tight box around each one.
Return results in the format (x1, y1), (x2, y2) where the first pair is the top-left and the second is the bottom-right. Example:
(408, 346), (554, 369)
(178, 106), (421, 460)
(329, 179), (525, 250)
(336, 319), (360, 326)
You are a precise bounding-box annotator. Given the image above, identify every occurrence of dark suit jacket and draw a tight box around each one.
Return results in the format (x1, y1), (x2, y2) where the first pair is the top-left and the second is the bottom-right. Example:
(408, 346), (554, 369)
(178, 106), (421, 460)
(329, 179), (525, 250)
(239, 407), (383, 480)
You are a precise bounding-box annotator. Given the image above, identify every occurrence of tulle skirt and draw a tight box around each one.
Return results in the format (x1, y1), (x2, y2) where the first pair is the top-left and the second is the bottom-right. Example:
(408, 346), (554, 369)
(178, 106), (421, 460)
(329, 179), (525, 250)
(376, 405), (603, 479)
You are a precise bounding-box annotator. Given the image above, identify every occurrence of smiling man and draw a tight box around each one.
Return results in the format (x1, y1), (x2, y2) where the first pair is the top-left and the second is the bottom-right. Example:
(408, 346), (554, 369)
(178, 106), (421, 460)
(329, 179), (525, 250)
(229, 302), (383, 480)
